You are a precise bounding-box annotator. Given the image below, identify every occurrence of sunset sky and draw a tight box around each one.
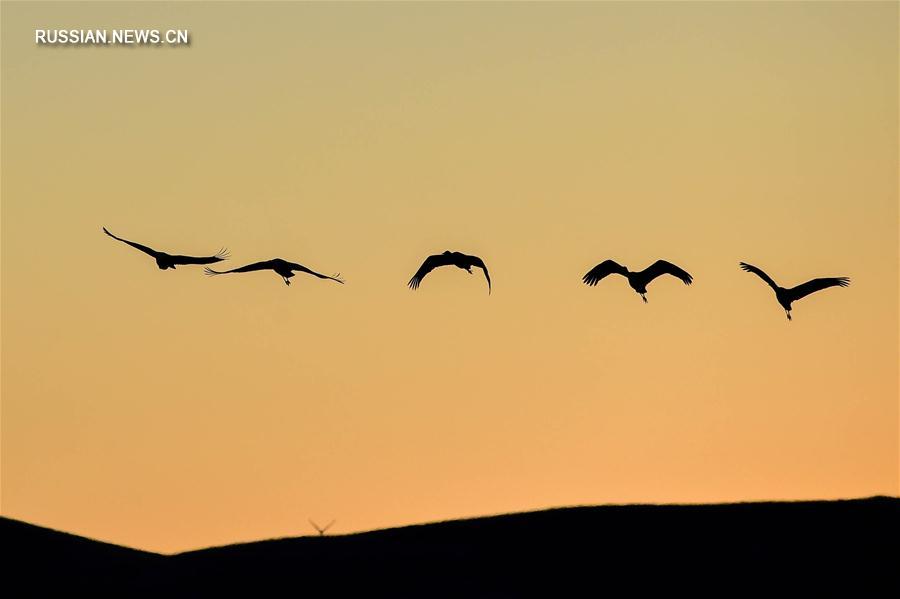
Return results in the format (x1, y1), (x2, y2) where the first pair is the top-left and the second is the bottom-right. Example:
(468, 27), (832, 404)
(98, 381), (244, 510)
(1, 1), (897, 553)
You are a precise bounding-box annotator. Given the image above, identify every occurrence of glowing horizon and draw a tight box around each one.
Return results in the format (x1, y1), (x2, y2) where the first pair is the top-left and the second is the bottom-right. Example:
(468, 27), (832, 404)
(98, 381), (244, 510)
(2, 1), (896, 552)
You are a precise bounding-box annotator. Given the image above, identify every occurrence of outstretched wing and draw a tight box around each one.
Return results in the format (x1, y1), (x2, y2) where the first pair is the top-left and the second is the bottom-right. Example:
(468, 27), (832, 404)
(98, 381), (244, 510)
(642, 260), (693, 285)
(739, 262), (778, 290)
(204, 260), (277, 276)
(103, 227), (160, 259)
(788, 277), (850, 302)
(286, 262), (344, 284)
(170, 248), (230, 266)
(582, 260), (628, 286)
(469, 256), (492, 294)
(408, 254), (452, 290)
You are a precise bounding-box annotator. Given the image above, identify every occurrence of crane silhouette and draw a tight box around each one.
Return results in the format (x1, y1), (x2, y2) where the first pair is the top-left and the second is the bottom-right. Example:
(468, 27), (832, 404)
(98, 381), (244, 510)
(309, 519), (335, 536)
(408, 251), (492, 294)
(204, 259), (344, 286)
(103, 227), (228, 270)
(739, 262), (850, 321)
(582, 259), (692, 302)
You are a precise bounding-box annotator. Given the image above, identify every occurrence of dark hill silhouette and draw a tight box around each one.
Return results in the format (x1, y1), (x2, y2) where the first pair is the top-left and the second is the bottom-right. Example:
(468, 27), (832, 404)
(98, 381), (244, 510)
(1, 517), (162, 594)
(3, 497), (897, 596)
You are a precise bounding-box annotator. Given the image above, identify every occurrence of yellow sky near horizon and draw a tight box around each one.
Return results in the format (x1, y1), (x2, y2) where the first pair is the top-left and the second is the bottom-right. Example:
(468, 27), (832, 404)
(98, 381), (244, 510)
(1, 1), (897, 553)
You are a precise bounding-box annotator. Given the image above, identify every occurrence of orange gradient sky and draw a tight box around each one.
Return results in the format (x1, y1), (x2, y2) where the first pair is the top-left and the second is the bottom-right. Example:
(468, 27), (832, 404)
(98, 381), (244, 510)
(1, 2), (897, 553)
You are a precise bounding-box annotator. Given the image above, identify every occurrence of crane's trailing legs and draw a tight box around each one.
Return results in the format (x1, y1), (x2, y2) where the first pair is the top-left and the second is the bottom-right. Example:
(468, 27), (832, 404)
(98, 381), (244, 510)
(278, 268), (295, 285)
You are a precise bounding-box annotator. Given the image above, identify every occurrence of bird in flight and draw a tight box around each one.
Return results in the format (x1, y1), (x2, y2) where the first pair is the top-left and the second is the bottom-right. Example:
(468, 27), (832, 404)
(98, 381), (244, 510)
(408, 251), (492, 294)
(103, 227), (228, 270)
(739, 262), (849, 321)
(204, 258), (344, 287)
(582, 259), (693, 302)
(309, 519), (335, 537)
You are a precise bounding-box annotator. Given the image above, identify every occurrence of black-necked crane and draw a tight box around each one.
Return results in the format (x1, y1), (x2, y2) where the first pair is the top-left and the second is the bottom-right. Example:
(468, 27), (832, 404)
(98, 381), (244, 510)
(739, 262), (849, 321)
(582, 259), (692, 302)
(205, 258), (343, 286)
(103, 227), (228, 270)
(408, 251), (492, 294)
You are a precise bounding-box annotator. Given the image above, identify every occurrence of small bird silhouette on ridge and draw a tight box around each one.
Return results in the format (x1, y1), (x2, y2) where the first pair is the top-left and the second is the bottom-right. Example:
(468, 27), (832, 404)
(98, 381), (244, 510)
(204, 258), (344, 287)
(408, 251), (492, 294)
(103, 227), (228, 270)
(739, 262), (849, 321)
(309, 519), (335, 536)
(582, 259), (692, 302)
